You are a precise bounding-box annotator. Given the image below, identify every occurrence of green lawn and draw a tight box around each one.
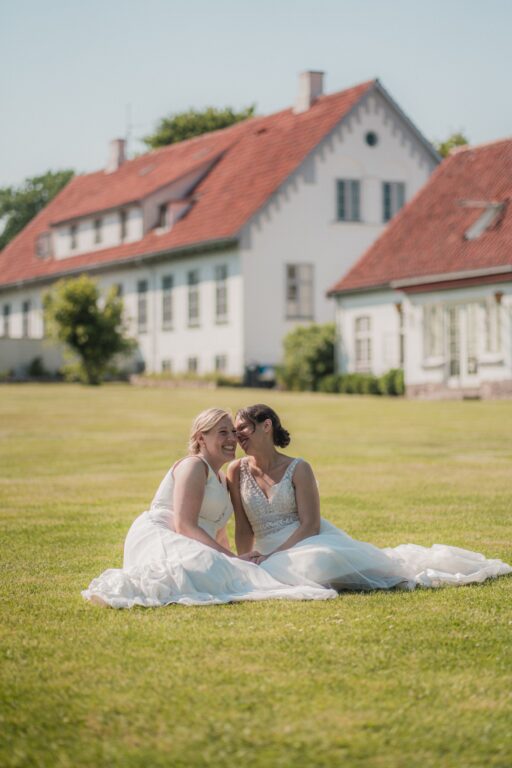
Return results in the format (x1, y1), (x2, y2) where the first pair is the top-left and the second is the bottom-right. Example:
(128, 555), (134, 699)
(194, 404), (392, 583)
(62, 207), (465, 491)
(1, 384), (511, 768)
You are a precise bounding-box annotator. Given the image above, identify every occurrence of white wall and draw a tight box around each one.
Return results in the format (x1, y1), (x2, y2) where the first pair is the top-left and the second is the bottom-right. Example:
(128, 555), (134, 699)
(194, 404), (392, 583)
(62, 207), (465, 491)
(53, 205), (143, 260)
(240, 89), (436, 366)
(335, 290), (404, 375)
(334, 282), (512, 388)
(0, 249), (243, 376)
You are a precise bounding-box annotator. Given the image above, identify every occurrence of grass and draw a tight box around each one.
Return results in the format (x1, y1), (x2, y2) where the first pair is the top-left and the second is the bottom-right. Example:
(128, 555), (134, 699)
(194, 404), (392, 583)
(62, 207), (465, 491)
(1, 383), (511, 768)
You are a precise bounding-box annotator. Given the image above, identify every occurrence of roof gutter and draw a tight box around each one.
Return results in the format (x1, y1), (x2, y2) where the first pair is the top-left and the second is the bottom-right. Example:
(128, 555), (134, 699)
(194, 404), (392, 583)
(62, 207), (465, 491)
(390, 265), (512, 288)
(0, 237), (238, 294)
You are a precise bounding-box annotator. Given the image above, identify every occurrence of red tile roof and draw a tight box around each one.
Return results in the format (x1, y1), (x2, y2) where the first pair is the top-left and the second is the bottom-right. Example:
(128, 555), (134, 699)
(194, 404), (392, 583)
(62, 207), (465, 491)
(0, 80), (375, 289)
(329, 138), (512, 295)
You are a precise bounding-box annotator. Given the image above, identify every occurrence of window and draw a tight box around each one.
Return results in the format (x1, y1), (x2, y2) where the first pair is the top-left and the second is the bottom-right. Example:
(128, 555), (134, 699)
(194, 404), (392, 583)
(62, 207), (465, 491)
(187, 270), (200, 327)
(2, 304), (10, 337)
(365, 131), (378, 147)
(484, 298), (501, 354)
(120, 210), (128, 241)
(137, 280), (148, 333)
(162, 275), (173, 330)
(70, 224), (78, 250)
(286, 264), (314, 319)
(383, 182), (405, 222)
(215, 354), (227, 372)
(112, 283), (123, 298)
(215, 265), (228, 323)
(423, 305), (444, 358)
(187, 357), (198, 373)
(354, 316), (372, 372)
(94, 218), (102, 244)
(337, 180), (360, 222)
(35, 233), (51, 259)
(22, 300), (30, 338)
(161, 359), (172, 373)
(157, 204), (168, 229)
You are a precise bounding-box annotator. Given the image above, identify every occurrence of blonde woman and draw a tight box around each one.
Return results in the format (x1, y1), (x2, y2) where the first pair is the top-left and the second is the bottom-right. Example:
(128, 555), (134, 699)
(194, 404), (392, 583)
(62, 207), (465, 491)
(83, 408), (334, 607)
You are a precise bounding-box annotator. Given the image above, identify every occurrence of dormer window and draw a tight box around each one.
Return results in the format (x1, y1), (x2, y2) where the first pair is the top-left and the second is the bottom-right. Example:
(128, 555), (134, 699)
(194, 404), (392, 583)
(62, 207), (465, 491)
(157, 204), (168, 229)
(35, 232), (51, 259)
(94, 218), (102, 244)
(70, 224), (78, 250)
(120, 210), (128, 242)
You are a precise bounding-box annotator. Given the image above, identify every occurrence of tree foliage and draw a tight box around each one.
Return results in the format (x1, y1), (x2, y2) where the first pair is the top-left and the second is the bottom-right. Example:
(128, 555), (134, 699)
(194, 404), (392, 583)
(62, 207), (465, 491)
(433, 131), (469, 158)
(278, 323), (336, 392)
(143, 105), (256, 149)
(43, 275), (135, 385)
(0, 169), (74, 250)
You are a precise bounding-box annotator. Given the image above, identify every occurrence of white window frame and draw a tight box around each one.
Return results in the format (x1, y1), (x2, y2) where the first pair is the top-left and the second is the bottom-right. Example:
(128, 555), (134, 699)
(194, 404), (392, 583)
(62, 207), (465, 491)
(354, 316), (372, 372)
(286, 264), (314, 320)
(337, 179), (361, 222)
(484, 298), (501, 355)
(214, 354), (227, 372)
(162, 275), (174, 330)
(187, 270), (200, 327)
(187, 356), (198, 373)
(137, 279), (148, 334)
(2, 304), (10, 338)
(70, 224), (78, 250)
(423, 304), (444, 360)
(383, 182), (405, 222)
(94, 218), (102, 245)
(22, 300), (31, 338)
(215, 265), (228, 323)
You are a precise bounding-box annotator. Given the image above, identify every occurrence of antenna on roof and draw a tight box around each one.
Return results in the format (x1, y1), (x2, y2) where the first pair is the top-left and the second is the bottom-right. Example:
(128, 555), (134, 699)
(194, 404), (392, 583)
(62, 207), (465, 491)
(125, 103), (133, 158)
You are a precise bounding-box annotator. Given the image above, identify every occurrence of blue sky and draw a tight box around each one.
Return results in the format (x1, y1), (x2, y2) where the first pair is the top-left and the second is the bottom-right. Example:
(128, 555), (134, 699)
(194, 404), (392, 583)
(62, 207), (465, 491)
(1, 0), (510, 187)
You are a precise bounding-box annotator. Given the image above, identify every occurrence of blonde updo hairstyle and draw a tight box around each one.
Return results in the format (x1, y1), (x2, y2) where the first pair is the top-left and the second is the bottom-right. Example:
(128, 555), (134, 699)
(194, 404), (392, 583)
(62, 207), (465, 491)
(188, 408), (232, 455)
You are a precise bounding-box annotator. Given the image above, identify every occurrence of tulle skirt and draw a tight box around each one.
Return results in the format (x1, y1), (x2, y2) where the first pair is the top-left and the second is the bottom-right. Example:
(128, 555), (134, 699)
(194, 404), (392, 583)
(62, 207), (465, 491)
(82, 512), (337, 608)
(257, 519), (512, 591)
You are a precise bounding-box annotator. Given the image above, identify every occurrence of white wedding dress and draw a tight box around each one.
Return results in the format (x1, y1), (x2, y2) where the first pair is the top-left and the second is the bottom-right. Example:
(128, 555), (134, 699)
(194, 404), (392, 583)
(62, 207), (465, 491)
(82, 457), (336, 608)
(240, 458), (512, 591)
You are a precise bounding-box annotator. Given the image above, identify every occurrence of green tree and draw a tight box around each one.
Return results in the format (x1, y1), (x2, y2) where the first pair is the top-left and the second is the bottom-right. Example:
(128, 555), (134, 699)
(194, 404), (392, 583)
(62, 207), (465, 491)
(278, 323), (336, 392)
(143, 105), (256, 149)
(43, 275), (135, 385)
(0, 169), (74, 250)
(433, 131), (469, 158)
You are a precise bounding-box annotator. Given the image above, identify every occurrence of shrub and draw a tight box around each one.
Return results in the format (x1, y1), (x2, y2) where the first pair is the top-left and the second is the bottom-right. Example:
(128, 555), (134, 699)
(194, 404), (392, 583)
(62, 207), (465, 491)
(317, 374), (341, 393)
(27, 356), (47, 378)
(278, 323), (335, 391)
(378, 368), (405, 396)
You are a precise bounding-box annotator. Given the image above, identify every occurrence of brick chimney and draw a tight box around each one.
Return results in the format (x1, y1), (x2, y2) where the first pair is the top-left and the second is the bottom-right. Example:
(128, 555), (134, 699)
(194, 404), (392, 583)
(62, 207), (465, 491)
(106, 138), (126, 173)
(294, 71), (325, 114)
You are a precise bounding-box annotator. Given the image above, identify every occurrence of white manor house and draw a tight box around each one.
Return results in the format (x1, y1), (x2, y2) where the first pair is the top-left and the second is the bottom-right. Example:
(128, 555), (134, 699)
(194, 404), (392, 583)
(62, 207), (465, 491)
(0, 72), (439, 378)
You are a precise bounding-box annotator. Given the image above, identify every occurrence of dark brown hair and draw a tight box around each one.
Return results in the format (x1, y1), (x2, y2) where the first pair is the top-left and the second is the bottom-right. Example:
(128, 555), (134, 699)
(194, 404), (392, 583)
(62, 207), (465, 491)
(236, 404), (291, 448)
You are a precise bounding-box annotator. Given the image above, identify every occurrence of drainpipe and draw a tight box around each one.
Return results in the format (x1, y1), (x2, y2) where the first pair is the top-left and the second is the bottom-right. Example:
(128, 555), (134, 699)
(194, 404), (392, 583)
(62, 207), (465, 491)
(151, 265), (158, 373)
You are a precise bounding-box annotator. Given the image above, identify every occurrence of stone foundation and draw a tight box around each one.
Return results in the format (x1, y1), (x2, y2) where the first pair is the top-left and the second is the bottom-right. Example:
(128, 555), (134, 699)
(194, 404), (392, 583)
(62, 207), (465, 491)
(406, 379), (512, 400)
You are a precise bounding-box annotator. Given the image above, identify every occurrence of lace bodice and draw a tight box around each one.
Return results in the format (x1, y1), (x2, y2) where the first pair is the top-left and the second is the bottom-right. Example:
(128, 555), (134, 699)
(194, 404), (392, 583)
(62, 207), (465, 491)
(148, 457), (233, 537)
(240, 457), (301, 541)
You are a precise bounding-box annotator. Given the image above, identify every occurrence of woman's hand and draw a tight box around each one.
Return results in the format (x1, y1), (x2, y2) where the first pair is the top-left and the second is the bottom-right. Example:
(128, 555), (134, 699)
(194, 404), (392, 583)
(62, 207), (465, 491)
(237, 550), (262, 562)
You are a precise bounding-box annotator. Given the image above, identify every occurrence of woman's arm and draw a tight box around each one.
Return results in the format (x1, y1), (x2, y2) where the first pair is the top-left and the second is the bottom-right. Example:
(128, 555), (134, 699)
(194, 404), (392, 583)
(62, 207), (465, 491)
(255, 460), (320, 562)
(226, 460), (258, 556)
(173, 458), (234, 556)
(215, 525), (230, 550)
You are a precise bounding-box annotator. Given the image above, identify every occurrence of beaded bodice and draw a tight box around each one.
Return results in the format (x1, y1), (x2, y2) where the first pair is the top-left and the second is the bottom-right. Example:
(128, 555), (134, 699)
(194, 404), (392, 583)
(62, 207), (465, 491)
(240, 457), (301, 540)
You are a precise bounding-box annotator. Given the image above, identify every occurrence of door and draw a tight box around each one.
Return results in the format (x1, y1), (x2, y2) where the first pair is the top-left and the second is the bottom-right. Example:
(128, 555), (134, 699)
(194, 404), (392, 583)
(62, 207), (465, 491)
(446, 303), (480, 388)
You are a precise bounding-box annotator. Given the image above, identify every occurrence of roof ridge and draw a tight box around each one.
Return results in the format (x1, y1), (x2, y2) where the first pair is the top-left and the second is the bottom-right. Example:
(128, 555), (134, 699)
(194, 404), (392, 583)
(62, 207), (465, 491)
(450, 136), (512, 154)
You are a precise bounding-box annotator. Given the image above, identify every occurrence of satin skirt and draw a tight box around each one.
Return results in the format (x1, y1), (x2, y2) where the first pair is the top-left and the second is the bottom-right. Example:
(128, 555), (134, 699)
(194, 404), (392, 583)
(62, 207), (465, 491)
(82, 512), (337, 608)
(257, 519), (512, 591)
